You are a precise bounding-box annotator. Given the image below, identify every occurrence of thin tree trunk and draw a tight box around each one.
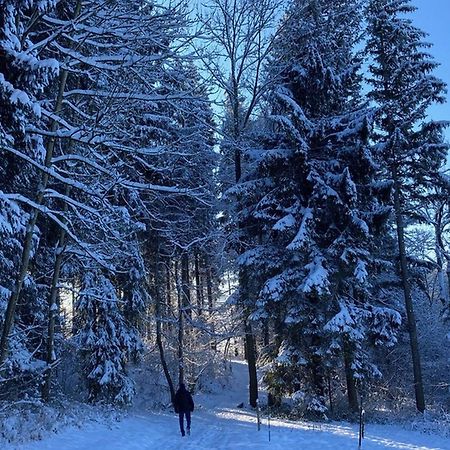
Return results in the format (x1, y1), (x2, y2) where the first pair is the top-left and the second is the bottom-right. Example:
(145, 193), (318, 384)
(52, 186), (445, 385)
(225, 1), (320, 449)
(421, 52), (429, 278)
(42, 187), (70, 402)
(263, 321), (270, 347)
(175, 261), (184, 385)
(393, 172), (426, 412)
(268, 318), (283, 407)
(447, 267), (450, 304)
(155, 248), (175, 403)
(307, 326), (326, 403)
(327, 372), (333, 412)
(241, 265), (258, 407)
(435, 231), (448, 305)
(343, 339), (358, 413)
(311, 359), (325, 401)
(71, 280), (77, 336)
(204, 257), (218, 351)
(181, 252), (191, 318)
(434, 206), (449, 304)
(165, 261), (172, 332)
(178, 300), (184, 386)
(206, 262), (214, 313)
(232, 69), (258, 409)
(194, 251), (203, 316)
(244, 318), (258, 408)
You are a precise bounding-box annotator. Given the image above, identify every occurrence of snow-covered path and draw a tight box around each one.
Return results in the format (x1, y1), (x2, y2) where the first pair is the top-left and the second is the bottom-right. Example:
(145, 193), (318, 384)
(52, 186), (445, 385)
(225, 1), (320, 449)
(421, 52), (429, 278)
(9, 362), (450, 450)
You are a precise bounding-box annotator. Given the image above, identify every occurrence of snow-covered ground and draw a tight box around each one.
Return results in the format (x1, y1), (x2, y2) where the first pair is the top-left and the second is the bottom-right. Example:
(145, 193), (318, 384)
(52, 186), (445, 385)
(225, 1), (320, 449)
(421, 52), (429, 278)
(6, 361), (450, 450)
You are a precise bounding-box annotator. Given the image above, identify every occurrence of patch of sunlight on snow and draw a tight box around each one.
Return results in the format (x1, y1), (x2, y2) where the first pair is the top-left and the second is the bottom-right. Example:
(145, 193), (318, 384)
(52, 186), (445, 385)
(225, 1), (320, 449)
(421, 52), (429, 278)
(367, 435), (442, 450)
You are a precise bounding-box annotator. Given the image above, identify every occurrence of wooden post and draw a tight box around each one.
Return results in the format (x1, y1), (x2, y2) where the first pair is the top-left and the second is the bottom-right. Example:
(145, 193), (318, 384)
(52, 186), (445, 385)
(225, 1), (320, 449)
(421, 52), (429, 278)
(256, 398), (261, 431)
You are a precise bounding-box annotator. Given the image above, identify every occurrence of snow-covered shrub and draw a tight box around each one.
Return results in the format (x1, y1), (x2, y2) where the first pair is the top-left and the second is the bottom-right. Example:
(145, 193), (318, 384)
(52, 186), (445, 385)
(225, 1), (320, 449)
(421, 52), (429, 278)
(411, 409), (450, 438)
(0, 400), (123, 446)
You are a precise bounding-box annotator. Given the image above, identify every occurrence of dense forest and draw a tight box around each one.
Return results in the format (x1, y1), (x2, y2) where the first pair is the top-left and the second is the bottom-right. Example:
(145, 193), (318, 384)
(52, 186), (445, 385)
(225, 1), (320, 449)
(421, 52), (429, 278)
(0, 0), (449, 430)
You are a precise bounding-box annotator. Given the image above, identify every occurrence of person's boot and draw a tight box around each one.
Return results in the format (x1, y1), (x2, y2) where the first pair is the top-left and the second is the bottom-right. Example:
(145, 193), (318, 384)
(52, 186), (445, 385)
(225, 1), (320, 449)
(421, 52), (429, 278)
(181, 430), (185, 437)
(187, 427), (190, 436)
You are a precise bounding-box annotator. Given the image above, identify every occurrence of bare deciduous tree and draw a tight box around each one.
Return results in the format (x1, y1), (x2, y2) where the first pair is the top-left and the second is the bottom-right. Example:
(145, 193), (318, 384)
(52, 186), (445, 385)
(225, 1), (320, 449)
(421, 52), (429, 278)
(196, 0), (284, 408)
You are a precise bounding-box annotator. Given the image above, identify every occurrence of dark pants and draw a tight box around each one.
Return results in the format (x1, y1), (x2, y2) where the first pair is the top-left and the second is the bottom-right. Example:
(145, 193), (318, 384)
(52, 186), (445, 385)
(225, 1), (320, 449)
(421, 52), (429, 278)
(178, 411), (191, 435)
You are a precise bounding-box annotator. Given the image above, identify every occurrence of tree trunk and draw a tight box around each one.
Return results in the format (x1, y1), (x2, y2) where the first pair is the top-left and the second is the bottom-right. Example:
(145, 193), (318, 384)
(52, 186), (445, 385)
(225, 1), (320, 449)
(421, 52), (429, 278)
(244, 318), (258, 408)
(206, 261), (214, 313)
(343, 339), (359, 413)
(311, 359), (325, 401)
(175, 260), (184, 385)
(447, 267), (450, 305)
(0, 212), (39, 366)
(393, 172), (426, 412)
(165, 261), (172, 333)
(435, 234), (448, 305)
(310, 333), (325, 403)
(42, 189), (69, 402)
(71, 280), (77, 336)
(434, 207), (449, 304)
(194, 251), (203, 316)
(181, 252), (191, 318)
(267, 318), (283, 407)
(232, 71), (258, 409)
(263, 321), (270, 347)
(155, 248), (175, 403)
(327, 372), (333, 412)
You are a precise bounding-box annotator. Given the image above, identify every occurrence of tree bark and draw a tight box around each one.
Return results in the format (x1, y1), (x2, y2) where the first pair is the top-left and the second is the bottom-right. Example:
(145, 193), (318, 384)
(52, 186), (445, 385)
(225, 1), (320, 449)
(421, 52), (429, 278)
(71, 280), (77, 336)
(206, 261), (214, 313)
(392, 171), (426, 412)
(181, 252), (191, 318)
(244, 318), (258, 408)
(263, 321), (270, 347)
(327, 372), (333, 412)
(165, 261), (172, 333)
(434, 206), (449, 304)
(236, 125), (258, 405)
(343, 339), (359, 413)
(155, 248), (175, 403)
(194, 251), (203, 316)
(308, 331), (326, 403)
(42, 188), (69, 402)
(175, 260), (184, 385)
(447, 268), (450, 305)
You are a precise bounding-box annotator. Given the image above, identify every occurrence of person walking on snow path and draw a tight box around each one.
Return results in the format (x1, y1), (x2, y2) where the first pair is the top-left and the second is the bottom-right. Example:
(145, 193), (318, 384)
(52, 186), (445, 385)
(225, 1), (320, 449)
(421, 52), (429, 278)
(174, 383), (194, 437)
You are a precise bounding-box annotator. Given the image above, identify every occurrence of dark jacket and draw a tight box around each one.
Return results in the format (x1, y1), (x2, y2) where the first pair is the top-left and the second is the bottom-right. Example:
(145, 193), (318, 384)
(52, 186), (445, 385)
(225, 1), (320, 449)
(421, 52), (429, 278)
(174, 384), (194, 413)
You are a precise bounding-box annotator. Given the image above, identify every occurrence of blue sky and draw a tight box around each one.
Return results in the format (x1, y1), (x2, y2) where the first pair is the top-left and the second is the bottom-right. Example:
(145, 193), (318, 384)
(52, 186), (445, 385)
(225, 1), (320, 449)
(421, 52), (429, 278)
(412, 0), (450, 137)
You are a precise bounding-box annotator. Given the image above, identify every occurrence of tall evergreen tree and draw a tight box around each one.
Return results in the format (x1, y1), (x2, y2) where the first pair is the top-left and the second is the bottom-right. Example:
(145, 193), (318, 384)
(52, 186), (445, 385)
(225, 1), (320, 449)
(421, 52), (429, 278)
(234, 0), (400, 413)
(366, 0), (448, 412)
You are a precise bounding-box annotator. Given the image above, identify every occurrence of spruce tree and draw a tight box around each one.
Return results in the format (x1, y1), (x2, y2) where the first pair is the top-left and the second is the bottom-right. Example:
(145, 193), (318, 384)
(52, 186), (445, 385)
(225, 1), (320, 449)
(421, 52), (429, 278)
(366, 0), (448, 413)
(235, 0), (400, 413)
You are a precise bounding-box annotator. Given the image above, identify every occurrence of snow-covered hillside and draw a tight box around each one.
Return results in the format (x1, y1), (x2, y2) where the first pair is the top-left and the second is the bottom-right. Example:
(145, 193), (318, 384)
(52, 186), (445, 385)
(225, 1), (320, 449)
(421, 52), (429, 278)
(7, 361), (450, 450)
